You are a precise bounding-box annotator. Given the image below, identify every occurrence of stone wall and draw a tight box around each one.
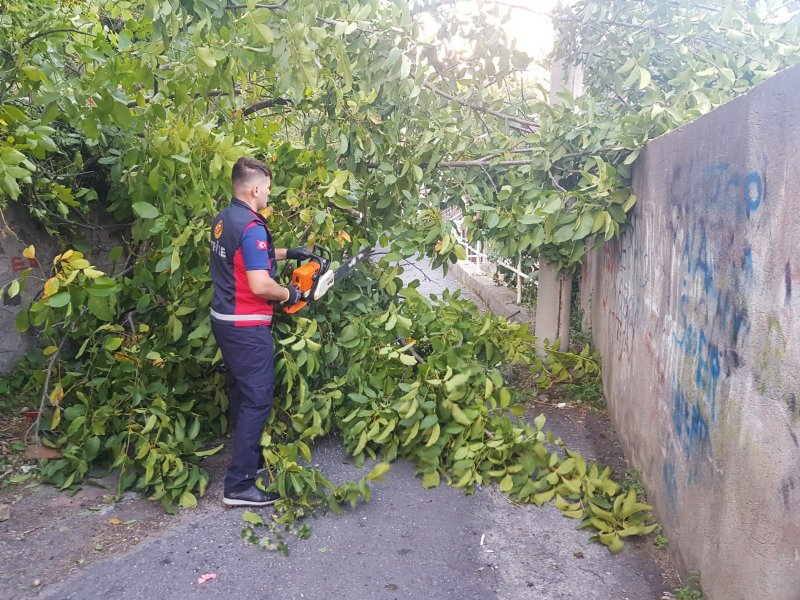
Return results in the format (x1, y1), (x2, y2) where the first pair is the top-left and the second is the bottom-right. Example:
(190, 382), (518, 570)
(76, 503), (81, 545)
(0, 202), (118, 374)
(581, 65), (800, 599)
(0, 204), (57, 373)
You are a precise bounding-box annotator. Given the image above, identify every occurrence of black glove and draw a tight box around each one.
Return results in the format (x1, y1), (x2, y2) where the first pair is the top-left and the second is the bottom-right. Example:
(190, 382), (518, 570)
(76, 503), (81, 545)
(286, 246), (312, 261)
(283, 284), (302, 306)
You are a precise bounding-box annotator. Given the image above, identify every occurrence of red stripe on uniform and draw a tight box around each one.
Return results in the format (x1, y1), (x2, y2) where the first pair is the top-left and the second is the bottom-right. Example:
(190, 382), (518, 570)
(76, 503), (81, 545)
(233, 248), (273, 326)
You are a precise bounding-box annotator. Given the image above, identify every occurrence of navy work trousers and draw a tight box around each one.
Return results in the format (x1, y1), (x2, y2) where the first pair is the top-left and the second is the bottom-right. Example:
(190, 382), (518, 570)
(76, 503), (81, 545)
(211, 321), (275, 494)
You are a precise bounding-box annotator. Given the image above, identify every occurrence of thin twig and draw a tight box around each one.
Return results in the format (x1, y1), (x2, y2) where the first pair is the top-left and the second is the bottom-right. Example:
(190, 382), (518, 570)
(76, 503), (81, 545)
(29, 333), (69, 445)
(297, 220), (314, 244)
(399, 258), (437, 284)
(125, 312), (136, 336)
(0, 209), (22, 242)
(480, 164), (499, 196)
(547, 168), (567, 192)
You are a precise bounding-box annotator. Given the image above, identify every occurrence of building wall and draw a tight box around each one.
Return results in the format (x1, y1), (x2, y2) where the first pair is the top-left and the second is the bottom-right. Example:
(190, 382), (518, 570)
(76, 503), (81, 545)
(581, 65), (800, 599)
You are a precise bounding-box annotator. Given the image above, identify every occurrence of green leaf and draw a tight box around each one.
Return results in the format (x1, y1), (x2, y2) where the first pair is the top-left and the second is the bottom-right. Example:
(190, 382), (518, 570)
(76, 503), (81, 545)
(46, 292), (71, 308)
(533, 414), (546, 431)
(103, 336), (123, 351)
(195, 47), (217, 68)
(15, 309), (29, 332)
(556, 458), (576, 474)
(132, 202), (159, 219)
(398, 353), (417, 366)
(242, 511), (264, 526)
(533, 488), (556, 506)
(553, 225), (574, 244)
(255, 24), (274, 44)
(422, 471), (440, 489)
(179, 491), (197, 509)
(6, 280), (20, 298)
(623, 193), (637, 212)
(194, 443), (224, 457)
(366, 462), (391, 481)
(638, 67), (651, 90)
(41, 102), (60, 125)
(141, 414), (157, 434)
(88, 296), (114, 322)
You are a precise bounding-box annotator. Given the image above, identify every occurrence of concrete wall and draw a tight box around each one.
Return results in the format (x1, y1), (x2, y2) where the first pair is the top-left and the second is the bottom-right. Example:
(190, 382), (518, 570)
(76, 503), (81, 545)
(581, 65), (800, 599)
(0, 204), (56, 373)
(0, 202), (118, 374)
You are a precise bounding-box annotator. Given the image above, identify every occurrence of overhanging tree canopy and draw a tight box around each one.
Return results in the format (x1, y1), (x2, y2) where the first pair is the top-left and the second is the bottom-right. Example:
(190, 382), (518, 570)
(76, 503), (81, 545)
(1, 0), (797, 552)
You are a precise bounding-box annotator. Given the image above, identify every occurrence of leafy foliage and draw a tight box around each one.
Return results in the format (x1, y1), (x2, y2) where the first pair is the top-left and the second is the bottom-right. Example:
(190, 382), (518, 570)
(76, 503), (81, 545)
(441, 0), (800, 269)
(1, 0), (796, 550)
(673, 571), (704, 600)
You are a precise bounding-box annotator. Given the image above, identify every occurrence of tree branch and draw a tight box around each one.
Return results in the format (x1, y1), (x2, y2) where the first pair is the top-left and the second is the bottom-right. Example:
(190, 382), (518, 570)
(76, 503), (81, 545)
(242, 97), (291, 116)
(21, 28), (95, 49)
(490, 1), (552, 16)
(438, 159), (535, 168)
(126, 88), (291, 116)
(225, 2), (377, 33)
(412, 0), (551, 16)
(328, 202), (364, 220)
(597, 18), (768, 67)
(225, 2), (286, 9)
(422, 82), (539, 130)
(366, 146), (627, 171)
(126, 89), (235, 108)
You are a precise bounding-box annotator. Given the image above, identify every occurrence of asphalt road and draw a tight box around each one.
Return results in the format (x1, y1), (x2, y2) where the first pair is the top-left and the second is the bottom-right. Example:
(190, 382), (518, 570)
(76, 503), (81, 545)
(42, 436), (670, 600)
(39, 258), (673, 600)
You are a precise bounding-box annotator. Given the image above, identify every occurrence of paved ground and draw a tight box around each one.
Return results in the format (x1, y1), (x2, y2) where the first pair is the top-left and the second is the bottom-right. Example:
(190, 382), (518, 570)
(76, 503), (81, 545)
(3, 257), (678, 600)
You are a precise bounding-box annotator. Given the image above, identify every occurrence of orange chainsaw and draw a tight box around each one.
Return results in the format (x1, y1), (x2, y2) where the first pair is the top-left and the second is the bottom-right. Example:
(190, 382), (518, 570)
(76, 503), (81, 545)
(284, 246), (372, 314)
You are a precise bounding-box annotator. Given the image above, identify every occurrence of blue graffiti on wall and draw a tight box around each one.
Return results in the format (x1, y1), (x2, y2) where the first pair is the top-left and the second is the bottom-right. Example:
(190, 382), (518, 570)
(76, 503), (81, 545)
(667, 163), (763, 460)
(673, 306), (723, 419)
(662, 459), (678, 515)
(672, 381), (711, 462)
(744, 171), (763, 216)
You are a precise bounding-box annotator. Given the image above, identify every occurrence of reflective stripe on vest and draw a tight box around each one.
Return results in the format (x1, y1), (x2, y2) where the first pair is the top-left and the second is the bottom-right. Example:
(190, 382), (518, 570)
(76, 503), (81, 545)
(210, 309), (273, 324)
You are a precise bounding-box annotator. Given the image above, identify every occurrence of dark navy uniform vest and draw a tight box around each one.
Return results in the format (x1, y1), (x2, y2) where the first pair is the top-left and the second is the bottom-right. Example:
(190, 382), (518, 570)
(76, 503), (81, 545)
(210, 197), (277, 326)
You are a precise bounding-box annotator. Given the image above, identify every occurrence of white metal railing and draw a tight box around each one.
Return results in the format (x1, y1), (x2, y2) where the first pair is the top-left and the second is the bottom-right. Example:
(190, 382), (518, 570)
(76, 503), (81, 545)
(453, 230), (532, 304)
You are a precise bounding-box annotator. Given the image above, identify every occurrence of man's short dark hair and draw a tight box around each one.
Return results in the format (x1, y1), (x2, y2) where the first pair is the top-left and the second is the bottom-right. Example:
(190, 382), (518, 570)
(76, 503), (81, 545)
(232, 157), (272, 187)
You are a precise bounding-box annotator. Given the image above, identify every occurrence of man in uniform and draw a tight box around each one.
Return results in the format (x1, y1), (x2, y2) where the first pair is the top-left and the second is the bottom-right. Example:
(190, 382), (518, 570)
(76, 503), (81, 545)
(210, 156), (310, 506)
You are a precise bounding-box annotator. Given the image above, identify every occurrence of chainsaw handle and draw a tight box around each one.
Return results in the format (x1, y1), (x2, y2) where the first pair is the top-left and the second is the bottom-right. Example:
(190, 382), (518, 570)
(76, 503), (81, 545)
(284, 299), (308, 314)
